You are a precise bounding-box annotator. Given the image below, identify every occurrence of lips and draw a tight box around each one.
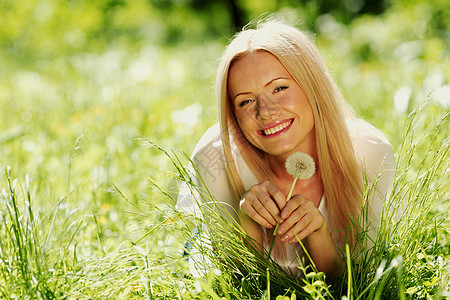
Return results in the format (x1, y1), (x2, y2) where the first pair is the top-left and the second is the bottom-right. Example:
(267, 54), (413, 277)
(259, 119), (293, 136)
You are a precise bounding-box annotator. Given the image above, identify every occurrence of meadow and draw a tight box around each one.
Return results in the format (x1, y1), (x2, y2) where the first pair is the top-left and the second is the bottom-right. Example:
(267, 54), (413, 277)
(0, 0), (448, 298)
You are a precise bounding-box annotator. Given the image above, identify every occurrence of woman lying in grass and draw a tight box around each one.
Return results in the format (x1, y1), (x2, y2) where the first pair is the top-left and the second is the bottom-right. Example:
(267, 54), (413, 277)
(177, 19), (395, 279)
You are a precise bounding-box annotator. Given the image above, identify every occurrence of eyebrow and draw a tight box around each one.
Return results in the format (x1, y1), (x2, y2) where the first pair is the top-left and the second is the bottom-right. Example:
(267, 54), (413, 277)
(233, 76), (289, 101)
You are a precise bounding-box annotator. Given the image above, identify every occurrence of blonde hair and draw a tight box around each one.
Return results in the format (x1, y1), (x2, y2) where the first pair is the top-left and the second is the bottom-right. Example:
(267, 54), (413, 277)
(215, 20), (363, 251)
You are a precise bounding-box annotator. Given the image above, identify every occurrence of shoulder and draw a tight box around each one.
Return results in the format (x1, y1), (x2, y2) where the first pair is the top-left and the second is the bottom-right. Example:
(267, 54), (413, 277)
(189, 123), (227, 186)
(192, 123), (222, 155)
(347, 119), (395, 169)
(347, 119), (396, 198)
(191, 123), (259, 194)
(190, 123), (224, 170)
(187, 123), (239, 219)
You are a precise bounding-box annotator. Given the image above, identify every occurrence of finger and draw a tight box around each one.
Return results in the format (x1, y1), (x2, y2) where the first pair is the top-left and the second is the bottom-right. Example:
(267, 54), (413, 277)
(264, 181), (286, 211)
(277, 206), (308, 237)
(278, 199), (318, 235)
(252, 199), (278, 226)
(243, 189), (278, 225)
(288, 220), (322, 244)
(280, 194), (306, 221)
(241, 203), (274, 229)
(254, 188), (281, 223)
(280, 211), (313, 242)
(241, 195), (275, 227)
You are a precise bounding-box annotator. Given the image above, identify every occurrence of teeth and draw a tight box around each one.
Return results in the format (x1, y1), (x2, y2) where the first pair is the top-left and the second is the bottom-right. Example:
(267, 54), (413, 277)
(263, 120), (291, 136)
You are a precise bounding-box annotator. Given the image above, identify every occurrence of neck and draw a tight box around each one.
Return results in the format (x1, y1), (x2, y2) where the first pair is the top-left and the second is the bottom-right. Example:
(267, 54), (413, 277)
(266, 152), (323, 206)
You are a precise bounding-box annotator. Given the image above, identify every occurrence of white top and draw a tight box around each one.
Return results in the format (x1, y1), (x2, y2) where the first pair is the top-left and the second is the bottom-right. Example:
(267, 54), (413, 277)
(177, 119), (396, 275)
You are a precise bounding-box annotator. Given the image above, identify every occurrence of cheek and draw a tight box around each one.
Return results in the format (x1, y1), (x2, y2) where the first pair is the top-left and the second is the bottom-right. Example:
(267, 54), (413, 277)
(234, 112), (262, 148)
(305, 102), (315, 123)
(292, 95), (314, 120)
(235, 111), (255, 132)
(236, 119), (254, 140)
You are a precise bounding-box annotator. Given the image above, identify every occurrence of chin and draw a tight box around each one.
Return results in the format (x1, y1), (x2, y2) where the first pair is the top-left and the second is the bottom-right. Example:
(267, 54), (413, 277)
(264, 147), (293, 157)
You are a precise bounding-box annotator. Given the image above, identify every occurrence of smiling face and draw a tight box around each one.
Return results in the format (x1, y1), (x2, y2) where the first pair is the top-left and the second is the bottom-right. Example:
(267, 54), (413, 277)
(227, 51), (316, 160)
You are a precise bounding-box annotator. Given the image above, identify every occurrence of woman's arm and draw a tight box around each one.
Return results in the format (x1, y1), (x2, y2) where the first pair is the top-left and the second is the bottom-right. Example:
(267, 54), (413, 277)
(277, 195), (342, 279)
(302, 221), (342, 279)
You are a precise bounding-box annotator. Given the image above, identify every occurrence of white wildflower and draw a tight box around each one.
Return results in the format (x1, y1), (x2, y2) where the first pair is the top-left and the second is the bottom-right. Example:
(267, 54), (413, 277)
(284, 152), (316, 202)
(285, 152), (316, 180)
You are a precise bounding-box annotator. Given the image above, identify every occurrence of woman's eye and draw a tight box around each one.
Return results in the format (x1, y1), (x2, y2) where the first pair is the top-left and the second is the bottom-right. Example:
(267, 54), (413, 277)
(274, 86), (288, 93)
(239, 99), (253, 107)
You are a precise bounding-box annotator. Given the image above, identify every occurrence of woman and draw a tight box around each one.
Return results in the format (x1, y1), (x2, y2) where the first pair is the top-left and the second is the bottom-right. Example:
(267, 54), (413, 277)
(177, 20), (395, 279)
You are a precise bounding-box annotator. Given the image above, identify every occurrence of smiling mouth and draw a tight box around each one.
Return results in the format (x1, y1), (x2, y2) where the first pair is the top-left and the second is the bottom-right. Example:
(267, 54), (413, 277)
(260, 119), (293, 136)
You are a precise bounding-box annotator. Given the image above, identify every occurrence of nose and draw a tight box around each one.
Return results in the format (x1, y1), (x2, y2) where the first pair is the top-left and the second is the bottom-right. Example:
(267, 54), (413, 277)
(256, 93), (279, 120)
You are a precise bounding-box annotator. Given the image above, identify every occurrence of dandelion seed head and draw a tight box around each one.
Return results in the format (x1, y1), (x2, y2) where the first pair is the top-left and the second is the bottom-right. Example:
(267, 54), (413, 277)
(285, 152), (316, 180)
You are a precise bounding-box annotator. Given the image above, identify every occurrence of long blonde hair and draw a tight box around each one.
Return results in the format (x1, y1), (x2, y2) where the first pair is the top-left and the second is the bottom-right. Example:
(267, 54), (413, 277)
(215, 20), (363, 250)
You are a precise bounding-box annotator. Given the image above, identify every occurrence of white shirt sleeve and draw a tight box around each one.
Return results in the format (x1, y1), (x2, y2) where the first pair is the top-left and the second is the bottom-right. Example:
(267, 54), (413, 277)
(176, 123), (239, 224)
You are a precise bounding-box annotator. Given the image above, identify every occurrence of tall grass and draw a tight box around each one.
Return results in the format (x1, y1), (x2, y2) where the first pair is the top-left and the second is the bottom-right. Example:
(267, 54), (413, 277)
(353, 101), (449, 299)
(0, 98), (447, 299)
(0, 167), (73, 298)
(0, 164), (204, 299)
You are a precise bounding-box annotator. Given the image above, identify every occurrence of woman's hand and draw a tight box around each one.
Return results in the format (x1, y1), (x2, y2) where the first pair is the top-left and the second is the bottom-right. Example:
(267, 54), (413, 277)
(276, 194), (342, 278)
(276, 194), (326, 244)
(239, 181), (287, 229)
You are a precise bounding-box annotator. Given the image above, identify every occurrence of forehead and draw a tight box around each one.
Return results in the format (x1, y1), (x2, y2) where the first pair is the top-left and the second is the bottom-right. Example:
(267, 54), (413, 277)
(227, 51), (292, 92)
(229, 51), (288, 75)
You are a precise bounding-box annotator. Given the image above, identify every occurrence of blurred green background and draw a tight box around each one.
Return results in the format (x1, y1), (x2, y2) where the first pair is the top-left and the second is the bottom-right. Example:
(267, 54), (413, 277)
(0, 0), (448, 255)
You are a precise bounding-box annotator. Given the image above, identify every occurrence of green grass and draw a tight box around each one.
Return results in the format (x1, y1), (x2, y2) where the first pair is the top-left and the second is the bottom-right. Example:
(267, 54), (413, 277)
(1, 100), (447, 299)
(0, 1), (449, 299)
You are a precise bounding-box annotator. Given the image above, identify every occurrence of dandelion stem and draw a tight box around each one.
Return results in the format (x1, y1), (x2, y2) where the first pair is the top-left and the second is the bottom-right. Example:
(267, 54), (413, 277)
(273, 223), (280, 237)
(268, 173), (299, 259)
(286, 177), (298, 202)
